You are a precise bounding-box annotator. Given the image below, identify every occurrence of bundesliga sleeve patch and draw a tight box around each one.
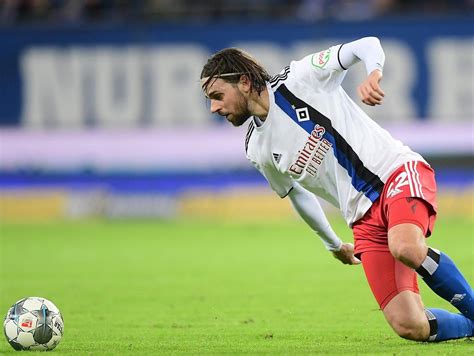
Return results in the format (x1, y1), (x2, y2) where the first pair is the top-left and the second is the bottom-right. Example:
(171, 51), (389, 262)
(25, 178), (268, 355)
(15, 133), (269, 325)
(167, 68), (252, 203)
(311, 48), (331, 69)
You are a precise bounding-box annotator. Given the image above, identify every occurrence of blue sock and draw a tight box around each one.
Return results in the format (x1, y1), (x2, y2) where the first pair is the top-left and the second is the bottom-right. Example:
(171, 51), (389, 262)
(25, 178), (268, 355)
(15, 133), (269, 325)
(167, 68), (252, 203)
(416, 248), (474, 320)
(425, 308), (473, 341)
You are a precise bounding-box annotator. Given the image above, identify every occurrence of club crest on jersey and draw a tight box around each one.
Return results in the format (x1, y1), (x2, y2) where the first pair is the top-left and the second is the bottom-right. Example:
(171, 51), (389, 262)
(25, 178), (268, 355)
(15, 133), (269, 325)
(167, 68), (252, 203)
(312, 48), (331, 69)
(296, 107), (310, 122)
(289, 124), (332, 177)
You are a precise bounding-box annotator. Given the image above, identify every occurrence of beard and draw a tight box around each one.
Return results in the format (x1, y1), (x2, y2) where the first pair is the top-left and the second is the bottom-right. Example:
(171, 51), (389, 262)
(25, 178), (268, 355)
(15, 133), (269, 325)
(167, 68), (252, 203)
(227, 111), (251, 127)
(227, 92), (252, 127)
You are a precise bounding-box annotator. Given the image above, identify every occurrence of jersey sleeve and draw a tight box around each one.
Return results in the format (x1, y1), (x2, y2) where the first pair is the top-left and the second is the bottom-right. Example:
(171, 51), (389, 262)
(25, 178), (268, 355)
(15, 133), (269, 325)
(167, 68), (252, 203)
(291, 37), (385, 92)
(291, 44), (348, 92)
(261, 165), (294, 198)
(248, 159), (294, 198)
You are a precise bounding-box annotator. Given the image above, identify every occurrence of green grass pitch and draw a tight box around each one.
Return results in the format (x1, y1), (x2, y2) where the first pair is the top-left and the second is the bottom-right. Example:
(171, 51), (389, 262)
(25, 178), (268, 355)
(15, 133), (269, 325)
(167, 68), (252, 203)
(1, 215), (473, 354)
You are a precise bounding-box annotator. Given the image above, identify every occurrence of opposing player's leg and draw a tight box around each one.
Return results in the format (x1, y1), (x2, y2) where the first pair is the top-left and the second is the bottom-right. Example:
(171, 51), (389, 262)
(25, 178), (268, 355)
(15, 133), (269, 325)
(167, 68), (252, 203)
(388, 198), (474, 321)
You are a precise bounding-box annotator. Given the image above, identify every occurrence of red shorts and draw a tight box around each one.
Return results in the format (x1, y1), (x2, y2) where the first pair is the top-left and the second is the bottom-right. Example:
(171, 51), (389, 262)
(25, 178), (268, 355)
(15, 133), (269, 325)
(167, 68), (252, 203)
(361, 251), (420, 309)
(352, 161), (438, 309)
(353, 161), (438, 256)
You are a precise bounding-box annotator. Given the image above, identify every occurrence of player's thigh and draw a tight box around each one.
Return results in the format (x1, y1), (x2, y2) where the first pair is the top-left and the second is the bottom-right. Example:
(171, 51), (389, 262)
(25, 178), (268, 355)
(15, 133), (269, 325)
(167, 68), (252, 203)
(360, 251), (419, 310)
(361, 251), (429, 339)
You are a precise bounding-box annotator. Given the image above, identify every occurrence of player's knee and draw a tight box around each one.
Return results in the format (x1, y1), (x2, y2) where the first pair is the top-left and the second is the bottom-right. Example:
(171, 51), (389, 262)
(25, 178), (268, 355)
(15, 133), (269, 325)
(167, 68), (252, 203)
(392, 323), (426, 341)
(389, 243), (424, 268)
(388, 225), (427, 269)
(388, 315), (428, 341)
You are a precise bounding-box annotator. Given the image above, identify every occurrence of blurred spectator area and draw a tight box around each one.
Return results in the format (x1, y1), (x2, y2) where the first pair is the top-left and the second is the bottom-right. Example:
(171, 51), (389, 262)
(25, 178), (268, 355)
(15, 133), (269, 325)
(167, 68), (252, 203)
(1, 0), (473, 24)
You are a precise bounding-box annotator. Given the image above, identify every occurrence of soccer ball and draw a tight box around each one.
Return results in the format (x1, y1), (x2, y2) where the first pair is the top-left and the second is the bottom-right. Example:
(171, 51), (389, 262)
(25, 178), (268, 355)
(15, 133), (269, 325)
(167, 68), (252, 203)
(3, 297), (64, 351)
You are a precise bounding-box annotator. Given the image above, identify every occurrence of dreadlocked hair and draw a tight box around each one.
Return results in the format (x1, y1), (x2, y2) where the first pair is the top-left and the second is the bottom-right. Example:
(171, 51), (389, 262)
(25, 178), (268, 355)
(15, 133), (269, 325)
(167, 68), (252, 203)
(201, 48), (271, 95)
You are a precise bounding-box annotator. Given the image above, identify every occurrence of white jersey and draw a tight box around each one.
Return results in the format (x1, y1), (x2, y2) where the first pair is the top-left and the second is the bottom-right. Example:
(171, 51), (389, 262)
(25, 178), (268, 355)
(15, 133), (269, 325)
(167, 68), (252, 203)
(245, 42), (425, 226)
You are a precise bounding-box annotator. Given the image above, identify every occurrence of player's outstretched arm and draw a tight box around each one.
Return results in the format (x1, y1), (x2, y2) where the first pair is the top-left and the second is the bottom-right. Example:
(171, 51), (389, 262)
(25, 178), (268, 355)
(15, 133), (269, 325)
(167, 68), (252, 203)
(288, 185), (360, 265)
(288, 183), (360, 266)
(357, 69), (384, 106)
(338, 36), (385, 75)
(337, 37), (386, 106)
(332, 242), (361, 265)
(288, 183), (342, 251)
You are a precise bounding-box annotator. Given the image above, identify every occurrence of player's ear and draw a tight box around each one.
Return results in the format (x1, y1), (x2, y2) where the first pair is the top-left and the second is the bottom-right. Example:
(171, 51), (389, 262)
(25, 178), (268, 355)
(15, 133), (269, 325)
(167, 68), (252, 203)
(238, 74), (251, 93)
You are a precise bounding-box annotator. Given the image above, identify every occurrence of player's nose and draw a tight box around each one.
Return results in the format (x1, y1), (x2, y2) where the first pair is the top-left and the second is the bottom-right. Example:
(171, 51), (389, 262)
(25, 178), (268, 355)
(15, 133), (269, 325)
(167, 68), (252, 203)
(210, 100), (221, 114)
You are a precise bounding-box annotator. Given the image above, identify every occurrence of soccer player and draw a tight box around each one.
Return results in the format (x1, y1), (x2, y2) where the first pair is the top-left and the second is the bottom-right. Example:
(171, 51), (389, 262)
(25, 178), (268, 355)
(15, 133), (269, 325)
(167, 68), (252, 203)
(200, 37), (473, 342)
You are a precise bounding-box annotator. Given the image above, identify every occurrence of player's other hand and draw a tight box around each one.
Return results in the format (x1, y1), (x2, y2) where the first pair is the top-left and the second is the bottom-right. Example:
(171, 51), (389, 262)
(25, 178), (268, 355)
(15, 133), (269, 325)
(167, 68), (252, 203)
(332, 242), (361, 265)
(357, 69), (384, 106)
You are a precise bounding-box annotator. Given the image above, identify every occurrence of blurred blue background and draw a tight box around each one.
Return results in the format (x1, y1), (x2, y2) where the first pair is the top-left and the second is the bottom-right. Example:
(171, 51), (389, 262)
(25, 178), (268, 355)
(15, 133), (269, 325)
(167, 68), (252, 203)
(0, 0), (472, 220)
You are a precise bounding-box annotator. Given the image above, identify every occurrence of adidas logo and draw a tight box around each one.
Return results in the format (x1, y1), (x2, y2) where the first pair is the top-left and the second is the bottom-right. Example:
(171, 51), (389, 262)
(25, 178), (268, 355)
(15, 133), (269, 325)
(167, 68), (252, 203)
(450, 293), (466, 304)
(272, 153), (282, 163)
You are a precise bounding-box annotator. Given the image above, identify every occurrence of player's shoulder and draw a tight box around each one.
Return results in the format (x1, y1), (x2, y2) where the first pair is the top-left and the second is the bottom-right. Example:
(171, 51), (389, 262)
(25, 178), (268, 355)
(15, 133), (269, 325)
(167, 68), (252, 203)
(268, 52), (327, 93)
(267, 59), (309, 90)
(269, 65), (291, 89)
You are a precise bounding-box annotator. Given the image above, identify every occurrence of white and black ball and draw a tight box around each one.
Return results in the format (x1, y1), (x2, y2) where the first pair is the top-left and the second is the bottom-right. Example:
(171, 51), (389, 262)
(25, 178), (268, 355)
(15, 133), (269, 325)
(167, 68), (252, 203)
(3, 297), (64, 351)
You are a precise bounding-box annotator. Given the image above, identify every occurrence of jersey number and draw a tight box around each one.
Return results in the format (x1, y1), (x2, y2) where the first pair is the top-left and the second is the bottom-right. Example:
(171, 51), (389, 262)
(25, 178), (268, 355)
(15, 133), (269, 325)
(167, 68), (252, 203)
(386, 172), (409, 198)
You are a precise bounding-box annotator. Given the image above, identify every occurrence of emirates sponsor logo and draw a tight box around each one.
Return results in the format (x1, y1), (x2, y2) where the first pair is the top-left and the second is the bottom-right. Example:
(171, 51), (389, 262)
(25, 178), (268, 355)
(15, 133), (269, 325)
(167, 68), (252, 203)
(289, 124), (332, 177)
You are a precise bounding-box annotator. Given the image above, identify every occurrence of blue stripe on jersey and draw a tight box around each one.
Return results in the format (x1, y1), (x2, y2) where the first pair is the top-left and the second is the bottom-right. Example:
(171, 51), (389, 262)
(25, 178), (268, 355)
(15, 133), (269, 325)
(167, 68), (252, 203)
(273, 85), (383, 202)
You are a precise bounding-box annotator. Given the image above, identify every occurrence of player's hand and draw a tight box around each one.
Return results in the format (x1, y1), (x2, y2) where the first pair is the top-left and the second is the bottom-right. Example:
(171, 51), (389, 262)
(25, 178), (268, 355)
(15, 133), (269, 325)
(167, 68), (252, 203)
(332, 242), (361, 265)
(357, 69), (384, 106)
